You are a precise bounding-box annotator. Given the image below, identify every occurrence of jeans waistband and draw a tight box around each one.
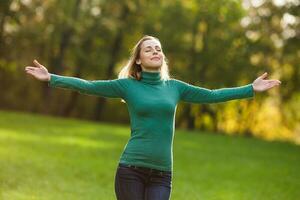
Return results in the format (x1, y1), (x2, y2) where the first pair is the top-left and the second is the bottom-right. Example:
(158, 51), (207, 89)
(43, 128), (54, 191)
(118, 163), (172, 175)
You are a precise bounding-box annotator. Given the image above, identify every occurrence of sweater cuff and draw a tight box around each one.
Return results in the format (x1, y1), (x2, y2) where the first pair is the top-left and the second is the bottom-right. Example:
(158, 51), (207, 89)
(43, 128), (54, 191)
(48, 73), (59, 87)
(250, 83), (255, 98)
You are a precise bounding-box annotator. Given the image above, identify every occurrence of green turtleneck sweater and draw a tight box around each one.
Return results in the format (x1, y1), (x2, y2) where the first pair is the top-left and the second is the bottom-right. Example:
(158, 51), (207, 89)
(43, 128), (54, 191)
(48, 71), (254, 172)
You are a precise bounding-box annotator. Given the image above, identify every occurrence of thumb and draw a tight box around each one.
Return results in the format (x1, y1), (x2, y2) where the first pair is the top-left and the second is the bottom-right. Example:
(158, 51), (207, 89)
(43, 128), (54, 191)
(33, 59), (43, 68)
(260, 72), (268, 79)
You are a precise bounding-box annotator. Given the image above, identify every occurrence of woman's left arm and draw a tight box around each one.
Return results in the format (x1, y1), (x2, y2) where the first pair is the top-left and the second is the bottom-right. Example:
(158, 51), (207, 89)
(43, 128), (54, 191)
(175, 72), (281, 104)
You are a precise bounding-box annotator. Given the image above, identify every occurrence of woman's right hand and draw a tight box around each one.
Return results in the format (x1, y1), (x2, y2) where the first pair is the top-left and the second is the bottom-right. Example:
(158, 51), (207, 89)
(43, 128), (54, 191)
(25, 59), (51, 81)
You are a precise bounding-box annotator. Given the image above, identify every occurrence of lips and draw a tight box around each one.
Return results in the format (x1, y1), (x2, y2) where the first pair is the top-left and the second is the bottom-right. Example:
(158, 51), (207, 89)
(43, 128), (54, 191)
(151, 57), (161, 60)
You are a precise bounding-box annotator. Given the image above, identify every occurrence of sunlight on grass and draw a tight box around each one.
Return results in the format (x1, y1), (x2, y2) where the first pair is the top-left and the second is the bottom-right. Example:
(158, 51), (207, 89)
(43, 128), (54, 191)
(0, 110), (300, 200)
(0, 128), (118, 149)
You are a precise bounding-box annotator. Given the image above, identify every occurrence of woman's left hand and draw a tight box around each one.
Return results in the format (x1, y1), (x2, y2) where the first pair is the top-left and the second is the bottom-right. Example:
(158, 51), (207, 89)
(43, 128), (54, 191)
(252, 72), (281, 92)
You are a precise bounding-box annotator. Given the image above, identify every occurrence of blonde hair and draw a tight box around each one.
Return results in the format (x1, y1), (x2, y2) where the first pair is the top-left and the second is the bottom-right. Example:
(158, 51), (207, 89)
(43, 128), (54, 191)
(118, 35), (171, 103)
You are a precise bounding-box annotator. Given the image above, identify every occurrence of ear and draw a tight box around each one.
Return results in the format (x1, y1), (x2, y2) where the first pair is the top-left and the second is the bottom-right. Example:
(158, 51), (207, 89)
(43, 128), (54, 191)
(136, 59), (141, 65)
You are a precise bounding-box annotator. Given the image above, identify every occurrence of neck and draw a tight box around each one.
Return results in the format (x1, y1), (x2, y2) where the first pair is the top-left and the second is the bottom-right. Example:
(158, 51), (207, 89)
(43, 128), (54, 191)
(141, 66), (161, 73)
(142, 69), (160, 73)
(140, 70), (163, 85)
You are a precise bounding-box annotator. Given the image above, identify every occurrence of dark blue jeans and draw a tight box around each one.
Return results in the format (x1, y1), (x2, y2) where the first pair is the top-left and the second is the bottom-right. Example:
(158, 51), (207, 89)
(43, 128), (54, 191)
(114, 163), (172, 200)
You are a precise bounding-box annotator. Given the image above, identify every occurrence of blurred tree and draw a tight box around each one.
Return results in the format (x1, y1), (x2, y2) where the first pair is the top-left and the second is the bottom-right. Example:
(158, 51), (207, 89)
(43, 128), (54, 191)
(42, 0), (82, 114)
(0, 0), (13, 49)
(0, 0), (298, 143)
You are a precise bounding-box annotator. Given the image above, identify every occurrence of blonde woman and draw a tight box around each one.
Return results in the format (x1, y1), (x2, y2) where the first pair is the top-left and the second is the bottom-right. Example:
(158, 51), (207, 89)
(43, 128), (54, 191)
(25, 35), (281, 200)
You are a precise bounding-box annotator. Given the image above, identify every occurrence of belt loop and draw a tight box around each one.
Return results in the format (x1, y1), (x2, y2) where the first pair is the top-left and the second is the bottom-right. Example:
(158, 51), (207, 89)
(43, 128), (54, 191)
(160, 172), (163, 176)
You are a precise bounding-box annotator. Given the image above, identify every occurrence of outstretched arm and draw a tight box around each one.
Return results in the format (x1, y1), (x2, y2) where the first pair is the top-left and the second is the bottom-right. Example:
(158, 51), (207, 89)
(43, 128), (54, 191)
(175, 72), (281, 104)
(25, 59), (126, 98)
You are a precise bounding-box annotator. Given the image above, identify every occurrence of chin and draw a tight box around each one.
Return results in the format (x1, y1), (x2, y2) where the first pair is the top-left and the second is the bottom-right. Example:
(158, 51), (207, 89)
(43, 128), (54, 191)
(148, 65), (162, 69)
(148, 63), (163, 68)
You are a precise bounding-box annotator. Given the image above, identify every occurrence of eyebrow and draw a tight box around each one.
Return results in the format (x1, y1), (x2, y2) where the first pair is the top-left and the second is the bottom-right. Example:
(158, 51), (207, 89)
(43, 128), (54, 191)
(144, 45), (161, 49)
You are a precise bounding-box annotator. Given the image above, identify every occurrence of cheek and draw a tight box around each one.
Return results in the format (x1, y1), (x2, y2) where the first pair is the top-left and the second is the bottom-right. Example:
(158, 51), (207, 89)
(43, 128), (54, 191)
(140, 53), (151, 62)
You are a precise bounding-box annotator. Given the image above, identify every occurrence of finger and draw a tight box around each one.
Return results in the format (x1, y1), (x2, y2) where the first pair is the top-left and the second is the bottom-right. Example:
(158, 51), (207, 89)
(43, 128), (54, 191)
(25, 69), (33, 73)
(33, 59), (42, 68)
(25, 66), (37, 70)
(267, 79), (279, 83)
(25, 69), (35, 73)
(260, 72), (268, 79)
(26, 70), (35, 75)
(271, 83), (280, 88)
(269, 82), (280, 87)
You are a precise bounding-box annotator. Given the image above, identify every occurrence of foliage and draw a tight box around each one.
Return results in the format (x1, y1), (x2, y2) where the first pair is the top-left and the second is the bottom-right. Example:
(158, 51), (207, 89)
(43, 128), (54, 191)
(0, 0), (299, 143)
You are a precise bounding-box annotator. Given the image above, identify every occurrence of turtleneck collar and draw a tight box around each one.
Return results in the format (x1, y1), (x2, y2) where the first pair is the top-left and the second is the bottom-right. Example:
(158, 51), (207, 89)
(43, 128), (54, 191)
(140, 71), (163, 85)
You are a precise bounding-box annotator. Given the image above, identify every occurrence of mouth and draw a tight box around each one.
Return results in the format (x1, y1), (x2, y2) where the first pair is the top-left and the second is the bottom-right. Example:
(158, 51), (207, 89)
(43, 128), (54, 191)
(151, 57), (161, 61)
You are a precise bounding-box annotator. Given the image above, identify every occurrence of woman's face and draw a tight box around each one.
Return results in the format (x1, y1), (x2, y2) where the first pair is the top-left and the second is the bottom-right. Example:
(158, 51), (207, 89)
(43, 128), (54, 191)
(136, 39), (164, 71)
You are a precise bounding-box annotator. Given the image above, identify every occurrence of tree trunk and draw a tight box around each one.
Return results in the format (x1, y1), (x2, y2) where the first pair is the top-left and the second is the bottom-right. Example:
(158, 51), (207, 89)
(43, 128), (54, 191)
(42, 0), (82, 115)
(197, 20), (218, 132)
(182, 15), (200, 130)
(93, 3), (130, 121)
(60, 65), (81, 116)
(0, 0), (12, 55)
(183, 14), (218, 131)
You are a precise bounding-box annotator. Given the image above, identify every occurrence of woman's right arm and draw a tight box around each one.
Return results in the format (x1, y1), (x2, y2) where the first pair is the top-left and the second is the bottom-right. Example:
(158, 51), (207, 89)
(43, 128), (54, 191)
(48, 73), (126, 98)
(25, 60), (126, 98)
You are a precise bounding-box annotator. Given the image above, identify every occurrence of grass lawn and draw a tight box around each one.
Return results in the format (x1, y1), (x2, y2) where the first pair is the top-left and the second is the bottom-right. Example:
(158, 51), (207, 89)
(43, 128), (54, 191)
(0, 110), (299, 200)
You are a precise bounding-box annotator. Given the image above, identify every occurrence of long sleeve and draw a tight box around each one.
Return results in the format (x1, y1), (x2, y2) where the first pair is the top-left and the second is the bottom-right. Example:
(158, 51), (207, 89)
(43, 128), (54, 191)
(48, 73), (127, 98)
(173, 79), (255, 104)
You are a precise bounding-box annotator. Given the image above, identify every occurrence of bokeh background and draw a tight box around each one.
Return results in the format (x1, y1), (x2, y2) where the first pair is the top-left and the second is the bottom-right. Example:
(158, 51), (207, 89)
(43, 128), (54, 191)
(1, 0), (299, 143)
(0, 0), (300, 199)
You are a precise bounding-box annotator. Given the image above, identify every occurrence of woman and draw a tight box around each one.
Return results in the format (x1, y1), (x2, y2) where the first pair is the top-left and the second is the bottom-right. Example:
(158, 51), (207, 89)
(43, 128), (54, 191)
(25, 35), (281, 200)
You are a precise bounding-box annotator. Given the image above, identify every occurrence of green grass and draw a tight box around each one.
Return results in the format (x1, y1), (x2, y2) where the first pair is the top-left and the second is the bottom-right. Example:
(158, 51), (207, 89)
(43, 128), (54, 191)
(0, 110), (299, 200)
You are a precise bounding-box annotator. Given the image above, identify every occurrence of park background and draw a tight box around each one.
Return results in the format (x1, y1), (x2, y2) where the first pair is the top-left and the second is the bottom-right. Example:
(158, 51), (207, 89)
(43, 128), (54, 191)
(0, 0), (299, 199)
